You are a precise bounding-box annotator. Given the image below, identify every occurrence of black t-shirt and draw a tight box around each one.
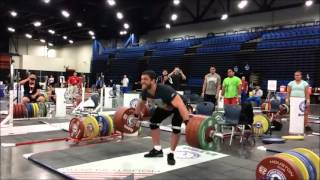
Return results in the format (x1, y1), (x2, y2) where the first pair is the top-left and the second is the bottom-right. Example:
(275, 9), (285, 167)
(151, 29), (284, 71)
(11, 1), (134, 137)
(141, 84), (178, 110)
(171, 74), (183, 90)
(24, 81), (41, 96)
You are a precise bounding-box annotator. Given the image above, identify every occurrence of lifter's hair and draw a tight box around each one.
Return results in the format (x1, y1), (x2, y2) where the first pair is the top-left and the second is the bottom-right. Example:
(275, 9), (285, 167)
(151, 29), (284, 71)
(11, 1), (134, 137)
(142, 70), (157, 80)
(294, 70), (302, 75)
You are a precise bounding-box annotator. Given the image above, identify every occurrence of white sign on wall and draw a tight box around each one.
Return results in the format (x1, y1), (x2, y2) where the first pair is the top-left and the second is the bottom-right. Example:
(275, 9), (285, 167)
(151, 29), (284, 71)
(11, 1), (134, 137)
(267, 80), (277, 91)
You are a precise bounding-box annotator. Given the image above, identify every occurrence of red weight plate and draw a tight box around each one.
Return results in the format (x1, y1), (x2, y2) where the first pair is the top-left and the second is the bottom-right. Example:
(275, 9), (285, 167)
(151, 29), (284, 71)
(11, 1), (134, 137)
(185, 115), (206, 148)
(69, 117), (85, 140)
(22, 104), (28, 118)
(13, 104), (17, 118)
(114, 107), (140, 134)
(19, 103), (25, 118)
(17, 103), (22, 118)
(142, 104), (150, 118)
(256, 156), (302, 180)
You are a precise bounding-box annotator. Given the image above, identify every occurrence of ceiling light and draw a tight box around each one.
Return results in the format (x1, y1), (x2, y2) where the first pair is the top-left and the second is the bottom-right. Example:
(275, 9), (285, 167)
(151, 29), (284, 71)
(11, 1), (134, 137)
(165, 23), (171, 29)
(171, 13), (178, 21)
(76, 22), (83, 27)
(116, 12), (123, 19)
(68, 40), (74, 44)
(48, 29), (55, 34)
(88, 30), (95, 36)
(61, 10), (70, 18)
(123, 23), (130, 29)
(305, 0), (313, 7)
(40, 39), (46, 43)
(43, 0), (50, 4)
(238, 0), (248, 9)
(63, 36), (68, 40)
(48, 43), (53, 47)
(25, 33), (32, 39)
(107, 0), (116, 6)
(173, 0), (180, 6)
(221, 13), (228, 20)
(33, 21), (42, 27)
(10, 11), (17, 17)
(7, 27), (15, 32)
(119, 30), (127, 35)
(92, 36), (96, 40)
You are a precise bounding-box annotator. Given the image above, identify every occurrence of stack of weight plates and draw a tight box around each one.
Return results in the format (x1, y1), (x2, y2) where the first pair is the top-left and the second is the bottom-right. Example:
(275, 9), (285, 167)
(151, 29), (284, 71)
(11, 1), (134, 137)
(13, 103), (47, 118)
(256, 148), (319, 180)
(69, 114), (114, 141)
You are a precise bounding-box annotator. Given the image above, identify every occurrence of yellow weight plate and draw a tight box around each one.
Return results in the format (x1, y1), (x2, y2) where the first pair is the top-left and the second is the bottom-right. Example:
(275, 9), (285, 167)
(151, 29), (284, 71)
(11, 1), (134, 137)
(32, 103), (37, 117)
(276, 153), (309, 180)
(282, 135), (305, 140)
(253, 114), (270, 135)
(35, 103), (39, 117)
(104, 113), (114, 135)
(294, 148), (320, 180)
(83, 116), (100, 139)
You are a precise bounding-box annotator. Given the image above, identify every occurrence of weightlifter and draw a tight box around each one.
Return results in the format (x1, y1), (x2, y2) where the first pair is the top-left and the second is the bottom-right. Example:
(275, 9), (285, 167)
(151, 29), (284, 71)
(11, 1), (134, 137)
(135, 70), (190, 165)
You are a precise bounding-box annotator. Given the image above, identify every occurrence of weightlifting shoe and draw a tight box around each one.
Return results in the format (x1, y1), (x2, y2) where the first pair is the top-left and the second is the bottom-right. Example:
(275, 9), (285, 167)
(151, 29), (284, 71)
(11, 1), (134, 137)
(144, 148), (163, 158)
(167, 153), (176, 165)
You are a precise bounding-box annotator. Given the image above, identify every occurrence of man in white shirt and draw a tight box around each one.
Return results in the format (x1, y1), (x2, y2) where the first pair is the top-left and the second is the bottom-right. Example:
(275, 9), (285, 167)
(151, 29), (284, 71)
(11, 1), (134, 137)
(246, 85), (263, 106)
(121, 75), (129, 93)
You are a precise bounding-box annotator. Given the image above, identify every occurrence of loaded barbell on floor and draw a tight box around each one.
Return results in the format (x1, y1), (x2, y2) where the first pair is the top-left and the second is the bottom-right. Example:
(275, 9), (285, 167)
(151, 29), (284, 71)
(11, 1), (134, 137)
(256, 148), (319, 180)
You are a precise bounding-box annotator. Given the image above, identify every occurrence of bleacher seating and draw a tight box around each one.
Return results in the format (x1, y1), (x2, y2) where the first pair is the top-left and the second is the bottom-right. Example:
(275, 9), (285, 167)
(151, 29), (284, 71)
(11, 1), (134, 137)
(201, 32), (258, 46)
(257, 25), (320, 49)
(196, 45), (241, 54)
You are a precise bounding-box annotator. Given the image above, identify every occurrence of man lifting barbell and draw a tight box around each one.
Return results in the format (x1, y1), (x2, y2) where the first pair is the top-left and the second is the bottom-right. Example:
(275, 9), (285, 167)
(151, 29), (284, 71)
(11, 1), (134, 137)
(134, 70), (190, 165)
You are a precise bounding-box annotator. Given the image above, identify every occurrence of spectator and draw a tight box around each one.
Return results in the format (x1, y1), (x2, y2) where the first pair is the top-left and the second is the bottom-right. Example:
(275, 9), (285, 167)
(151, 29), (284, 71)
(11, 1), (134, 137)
(95, 77), (104, 90)
(221, 69), (242, 105)
(48, 75), (55, 86)
(107, 79), (114, 87)
(201, 66), (221, 105)
(246, 85), (263, 106)
(121, 75), (129, 93)
(287, 70), (310, 128)
(67, 72), (81, 94)
(157, 69), (173, 86)
(168, 67), (186, 90)
(19, 73), (45, 104)
(240, 76), (249, 103)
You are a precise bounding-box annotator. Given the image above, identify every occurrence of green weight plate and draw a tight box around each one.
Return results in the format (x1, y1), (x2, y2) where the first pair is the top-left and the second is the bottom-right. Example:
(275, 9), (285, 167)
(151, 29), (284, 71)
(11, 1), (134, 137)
(197, 116), (217, 150)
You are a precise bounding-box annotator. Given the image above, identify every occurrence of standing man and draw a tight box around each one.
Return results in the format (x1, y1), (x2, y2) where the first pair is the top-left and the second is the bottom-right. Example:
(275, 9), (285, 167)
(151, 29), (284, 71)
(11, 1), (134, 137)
(168, 67), (186, 90)
(240, 76), (249, 103)
(287, 70), (310, 128)
(201, 66), (221, 105)
(20, 73), (45, 104)
(221, 69), (242, 105)
(157, 69), (173, 86)
(135, 70), (189, 165)
(121, 75), (129, 93)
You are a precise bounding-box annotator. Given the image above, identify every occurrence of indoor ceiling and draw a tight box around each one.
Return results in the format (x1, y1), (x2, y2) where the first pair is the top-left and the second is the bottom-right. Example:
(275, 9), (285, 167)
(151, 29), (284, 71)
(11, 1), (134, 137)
(1, 0), (318, 46)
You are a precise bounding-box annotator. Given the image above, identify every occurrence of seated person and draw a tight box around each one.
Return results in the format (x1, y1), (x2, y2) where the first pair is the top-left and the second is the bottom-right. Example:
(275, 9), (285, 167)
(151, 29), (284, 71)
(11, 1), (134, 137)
(246, 85), (263, 106)
(20, 73), (45, 104)
(47, 84), (56, 103)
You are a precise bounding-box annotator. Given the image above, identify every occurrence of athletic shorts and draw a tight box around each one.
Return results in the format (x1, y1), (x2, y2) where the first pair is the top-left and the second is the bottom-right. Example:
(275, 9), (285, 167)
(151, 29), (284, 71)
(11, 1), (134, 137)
(23, 94), (39, 103)
(149, 107), (183, 134)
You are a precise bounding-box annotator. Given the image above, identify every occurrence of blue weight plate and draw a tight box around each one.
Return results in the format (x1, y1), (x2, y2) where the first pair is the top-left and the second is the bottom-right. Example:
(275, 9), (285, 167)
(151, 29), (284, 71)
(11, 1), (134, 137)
(262, 137), (286, 144)
(27, 103), (33, 117)
(288, 151), (317, 180)
(95, 116), (108, 136)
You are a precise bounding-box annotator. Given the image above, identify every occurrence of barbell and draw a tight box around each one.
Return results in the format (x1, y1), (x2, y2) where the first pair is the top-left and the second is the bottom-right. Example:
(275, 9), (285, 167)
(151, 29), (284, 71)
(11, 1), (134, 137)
(256, 148), (319, 180)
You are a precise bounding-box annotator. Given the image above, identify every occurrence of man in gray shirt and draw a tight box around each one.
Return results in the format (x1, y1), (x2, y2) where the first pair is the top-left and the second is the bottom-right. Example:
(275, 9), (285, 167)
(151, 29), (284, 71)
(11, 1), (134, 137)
(201, 66), (221, 105)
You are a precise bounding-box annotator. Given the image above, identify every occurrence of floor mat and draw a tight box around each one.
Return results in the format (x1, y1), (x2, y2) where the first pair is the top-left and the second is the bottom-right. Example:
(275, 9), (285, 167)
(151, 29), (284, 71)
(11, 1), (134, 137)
(21, 138), (262, 180)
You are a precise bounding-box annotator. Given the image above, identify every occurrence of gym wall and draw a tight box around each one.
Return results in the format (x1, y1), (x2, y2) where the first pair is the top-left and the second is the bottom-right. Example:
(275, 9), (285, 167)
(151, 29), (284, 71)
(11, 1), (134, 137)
(141, 5), (320, 43)
(9, 38), (93, 73)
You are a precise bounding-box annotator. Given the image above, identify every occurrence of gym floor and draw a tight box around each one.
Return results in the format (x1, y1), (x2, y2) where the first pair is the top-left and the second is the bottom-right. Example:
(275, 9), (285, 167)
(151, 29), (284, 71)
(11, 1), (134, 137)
(1, 99), (319, 180)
